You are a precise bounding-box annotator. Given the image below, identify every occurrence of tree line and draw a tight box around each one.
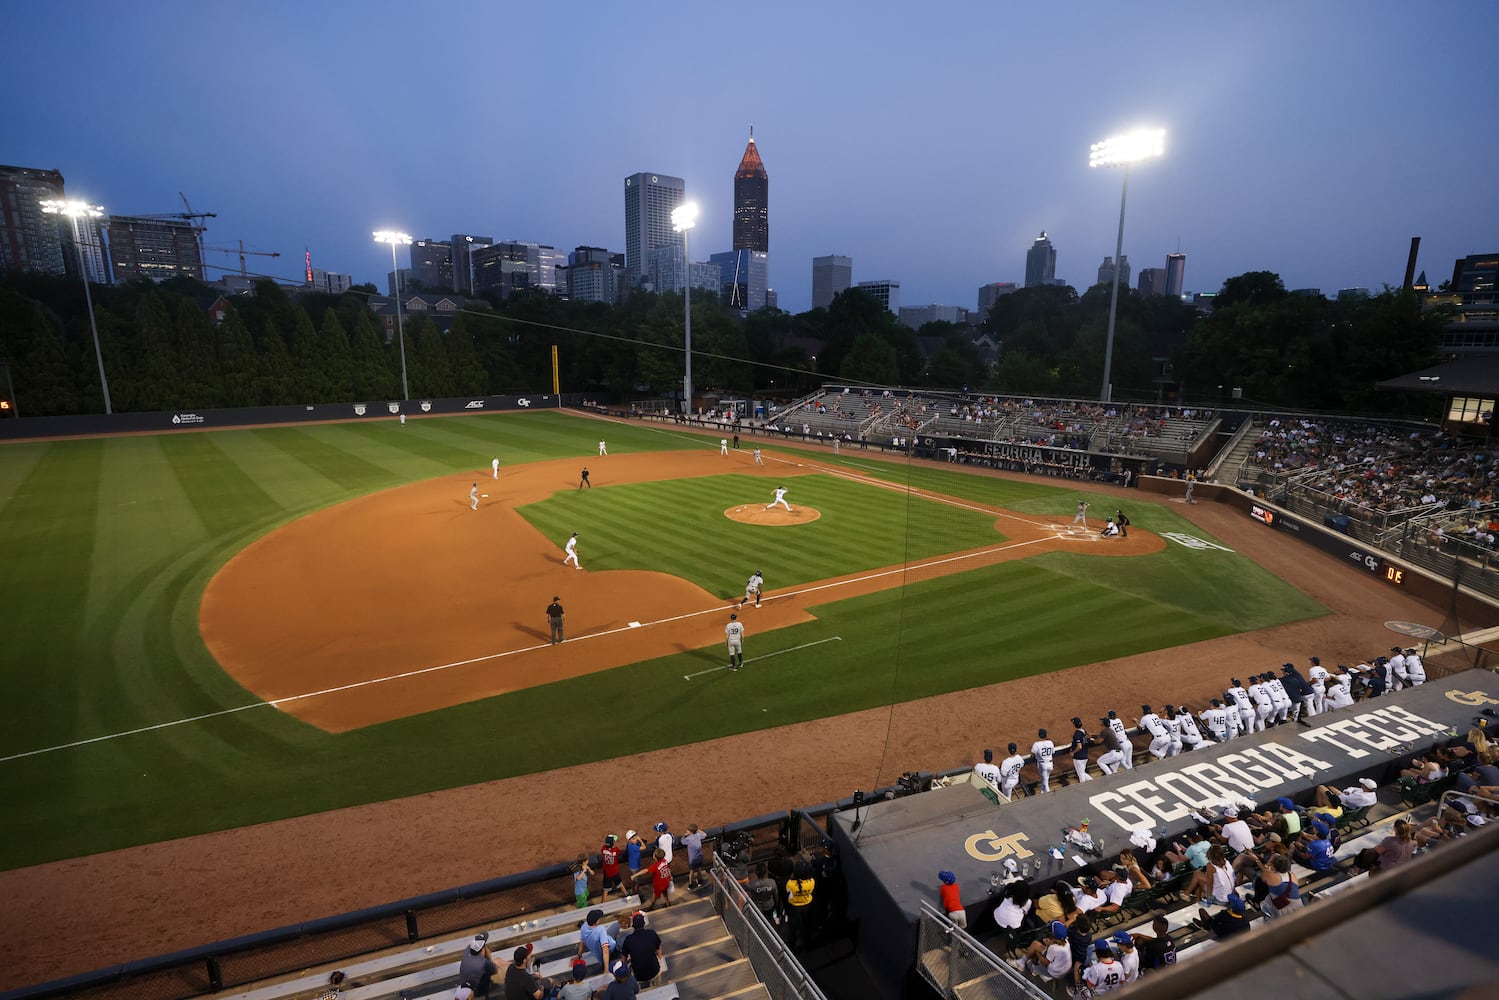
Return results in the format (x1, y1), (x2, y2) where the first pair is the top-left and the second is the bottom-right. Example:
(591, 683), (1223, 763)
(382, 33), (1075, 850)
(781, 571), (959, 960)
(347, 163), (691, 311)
(0, 268), (1447, 417)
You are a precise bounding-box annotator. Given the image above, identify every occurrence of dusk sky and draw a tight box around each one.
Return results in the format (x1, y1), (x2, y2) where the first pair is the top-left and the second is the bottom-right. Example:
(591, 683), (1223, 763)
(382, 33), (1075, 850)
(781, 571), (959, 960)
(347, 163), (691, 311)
(7, 1), (1496, 313)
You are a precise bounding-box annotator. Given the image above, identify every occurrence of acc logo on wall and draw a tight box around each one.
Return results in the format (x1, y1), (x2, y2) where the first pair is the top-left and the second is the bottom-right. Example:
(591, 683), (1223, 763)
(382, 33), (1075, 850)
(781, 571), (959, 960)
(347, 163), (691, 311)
(963, 829), (1035, 862)
(387, 403), (400, 415)
(420, 401), (432, 413)
(353, 404), (367, 416)
(1161, 532), (1234, 552)
(464, 400), (485, 409)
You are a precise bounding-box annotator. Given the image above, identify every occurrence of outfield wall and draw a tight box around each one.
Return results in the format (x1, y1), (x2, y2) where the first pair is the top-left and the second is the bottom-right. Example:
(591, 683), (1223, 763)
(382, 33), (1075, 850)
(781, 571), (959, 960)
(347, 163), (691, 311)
(0, 393), (584, 441)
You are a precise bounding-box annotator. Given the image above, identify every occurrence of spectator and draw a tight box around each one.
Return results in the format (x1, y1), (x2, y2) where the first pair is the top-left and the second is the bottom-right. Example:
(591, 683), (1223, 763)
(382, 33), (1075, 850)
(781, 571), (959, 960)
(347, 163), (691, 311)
(1318, 777), (1377, 812)
(682, 823), (707, 890)
(1185, 845), (1236, 905)
(654, 822), (674, 864)
(1217, 806), (1256, 853)
(600, 960), (638, 1000)
(1108, 931), (1140, 984)
(571, 853), (593, 908)
(1132, 915), (1177, 970)
(624, 829), (646, 879)
(316, 972), (345, 1000)
(937, 870), (967, 928)
(748, 862), (780, 925)
(784, 859), (817, 948)
(1073, 877), (1106, 916)
(645, 848), (673, 910)
(502, 947), (547, 1000)
(1066, 912), (1097, 986)
(1081, 948), (1125, 995)
(1372, 819), (1417, 872)
(578, 908), (616, 969)
(598, 833), (624, 902)
(1095, 869), (1131, 916)
(1293, 820), (1336, 872)
(1257, 854), (1302, 918)
(458, 934), (497, 1000)
(1115, 849), (1151, 890)
(993, 879), (1033, 931)
(620, 912), (664, 987)
(1033, 881), (1076, 926)
(1191, 893), (1251, 939)
(1011, 921), (1073, 984)
(557, 963), (592, 1000)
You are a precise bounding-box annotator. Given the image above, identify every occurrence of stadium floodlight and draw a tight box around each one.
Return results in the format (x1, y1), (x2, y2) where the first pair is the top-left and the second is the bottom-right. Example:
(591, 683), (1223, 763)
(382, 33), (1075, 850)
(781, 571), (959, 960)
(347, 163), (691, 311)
(372, 231), (414, 401)
(1088, 129), (1166, 403)
(41, 199), (112, 414)
(671, 203), (700, 416)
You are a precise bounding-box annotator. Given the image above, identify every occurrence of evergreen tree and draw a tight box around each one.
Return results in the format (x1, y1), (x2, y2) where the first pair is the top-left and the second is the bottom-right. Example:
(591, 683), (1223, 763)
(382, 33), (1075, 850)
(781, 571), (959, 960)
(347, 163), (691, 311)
(445, 314), (489, 395)
(216, 306), (259, 407)
(318, 308), (355, 402)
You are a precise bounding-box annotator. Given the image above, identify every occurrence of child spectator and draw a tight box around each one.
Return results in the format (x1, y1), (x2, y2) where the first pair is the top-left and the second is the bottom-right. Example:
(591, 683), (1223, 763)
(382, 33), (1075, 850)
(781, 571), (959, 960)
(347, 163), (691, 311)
(682, 823), (707, 890)
(571, 853), (592, 908)
(937, 870), (967, 927)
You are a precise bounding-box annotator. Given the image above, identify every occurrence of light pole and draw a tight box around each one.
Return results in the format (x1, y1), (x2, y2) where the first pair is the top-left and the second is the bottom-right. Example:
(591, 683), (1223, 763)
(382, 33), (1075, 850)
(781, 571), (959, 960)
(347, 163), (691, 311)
(1089, 128), (1165, 403)
(373, 230), (413, 400)
(671, 202), (699, 415)
(41, 199), (111, 414)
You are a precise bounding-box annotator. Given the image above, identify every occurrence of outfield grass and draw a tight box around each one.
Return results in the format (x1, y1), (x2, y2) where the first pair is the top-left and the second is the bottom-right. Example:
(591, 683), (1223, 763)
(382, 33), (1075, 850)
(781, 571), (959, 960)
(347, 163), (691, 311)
(0, 412), (1324, 869)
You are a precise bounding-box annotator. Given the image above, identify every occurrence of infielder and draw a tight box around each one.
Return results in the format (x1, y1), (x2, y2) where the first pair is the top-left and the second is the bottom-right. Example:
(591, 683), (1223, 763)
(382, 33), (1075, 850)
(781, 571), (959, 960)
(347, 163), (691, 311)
(999, 743), (1026, 800)
(1137, 705), (1170, 759)
(469, 482), (479, 510)
(753, 448), (764, 467)
(491, 456), (500, 479)
(598, 440), (608, 456)
(740, 571), (764, 609)
(725, 613), (745, 671)
(563, 532), (581, 569)
(1072, 500), (1089, 526)
(766, 486), (792, 511)
(1105, 711), (1133, 769)
(1030, 729), (1056, 793)
(720, 438), (729, 456)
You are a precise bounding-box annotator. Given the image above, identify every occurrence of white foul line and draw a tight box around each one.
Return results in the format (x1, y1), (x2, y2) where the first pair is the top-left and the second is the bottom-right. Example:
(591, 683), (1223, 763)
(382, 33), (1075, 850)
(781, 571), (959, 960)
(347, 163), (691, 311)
(683, 636), (843, 680)
(2, 523), (1051, 764)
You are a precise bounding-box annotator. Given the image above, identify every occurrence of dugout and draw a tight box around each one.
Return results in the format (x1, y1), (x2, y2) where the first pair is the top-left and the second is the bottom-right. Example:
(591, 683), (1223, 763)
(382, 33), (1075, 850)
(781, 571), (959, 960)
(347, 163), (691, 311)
(825, 673), (1496, 999)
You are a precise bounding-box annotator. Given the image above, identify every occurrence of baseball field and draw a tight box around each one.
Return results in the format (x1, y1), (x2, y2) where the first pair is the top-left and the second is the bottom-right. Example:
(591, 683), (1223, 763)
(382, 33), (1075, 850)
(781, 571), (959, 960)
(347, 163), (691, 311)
(0, 408), (1333, 877)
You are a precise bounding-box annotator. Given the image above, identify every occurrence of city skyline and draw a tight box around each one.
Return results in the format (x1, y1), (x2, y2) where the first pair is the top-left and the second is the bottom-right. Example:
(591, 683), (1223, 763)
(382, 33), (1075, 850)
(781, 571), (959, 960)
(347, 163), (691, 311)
(4, 2), (1496, 313)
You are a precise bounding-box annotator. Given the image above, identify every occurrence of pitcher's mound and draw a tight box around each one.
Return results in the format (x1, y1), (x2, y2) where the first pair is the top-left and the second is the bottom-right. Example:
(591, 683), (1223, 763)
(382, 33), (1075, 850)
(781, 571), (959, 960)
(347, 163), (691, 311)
(726, 504), (822, 526)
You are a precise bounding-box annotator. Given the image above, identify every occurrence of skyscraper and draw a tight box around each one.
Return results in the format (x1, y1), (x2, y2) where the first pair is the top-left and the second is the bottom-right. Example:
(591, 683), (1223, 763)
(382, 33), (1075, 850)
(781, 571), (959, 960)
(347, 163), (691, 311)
(410, 240), (452, 291)
(450, 234), (494, 295)
(812, 255), (852, 309)
(732, 128), (768, 252)
(623, 172), (685, 283)
(977, 282), (1018, 318)
(710, 249), (769, 311)
(856, 280), (900, 314)
(1137, 268), (1166, 296)
(1025, 232), (1056, 288)
(1097, 255), (1130, 290)
(1165, 253), (1187, 298)
(0, 164), (67, 276)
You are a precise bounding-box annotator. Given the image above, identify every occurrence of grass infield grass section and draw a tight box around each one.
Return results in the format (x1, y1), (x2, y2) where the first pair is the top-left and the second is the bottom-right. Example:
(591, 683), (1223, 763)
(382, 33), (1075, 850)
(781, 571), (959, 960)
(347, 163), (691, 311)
(0, 412), (1325, 869)
(515, 473), (1004, 598)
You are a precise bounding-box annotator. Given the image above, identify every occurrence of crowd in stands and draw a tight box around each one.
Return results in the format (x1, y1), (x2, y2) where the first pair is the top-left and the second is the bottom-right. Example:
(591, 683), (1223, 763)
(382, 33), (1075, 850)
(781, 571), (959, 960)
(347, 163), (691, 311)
(935, 641), (1498, 995)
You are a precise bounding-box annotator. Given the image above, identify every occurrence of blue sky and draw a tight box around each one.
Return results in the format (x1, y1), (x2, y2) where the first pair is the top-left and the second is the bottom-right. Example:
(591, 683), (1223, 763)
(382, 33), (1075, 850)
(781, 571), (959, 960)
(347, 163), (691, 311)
(6, 1), (1495, 313)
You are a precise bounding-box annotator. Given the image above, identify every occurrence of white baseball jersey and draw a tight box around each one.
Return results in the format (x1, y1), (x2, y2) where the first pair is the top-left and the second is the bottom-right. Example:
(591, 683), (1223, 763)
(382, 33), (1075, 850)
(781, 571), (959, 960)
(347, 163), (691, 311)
(973, 762), (1002, 790)
(773, 488), (788, 502)
(1228, 686), (1253, 714)
(470, 485), (479, 500)
(1268, 678), (1292, 707)
(1200, 706), (1229, 741)
(1224, 707), (1243, 738)
(1405, 653), (1425, 683)
(1325, 675), (1354, 708)
(1000, 754), (1026, 788)
(1308, 664), (1329, 687)
(1178, 714), (1205, 745)
(745, 573), (764, 596)
(1249, 682), (1272, 710)
(566, 537), (577, 555)
(725, 620), (745, 648)
(1030, 739), (1056, 770)
(1107, 718), (1130, 745)
(1388, 652), (1407, 680)
(1083, 958), (1124, 993)
(1139, 714), (1167, 738)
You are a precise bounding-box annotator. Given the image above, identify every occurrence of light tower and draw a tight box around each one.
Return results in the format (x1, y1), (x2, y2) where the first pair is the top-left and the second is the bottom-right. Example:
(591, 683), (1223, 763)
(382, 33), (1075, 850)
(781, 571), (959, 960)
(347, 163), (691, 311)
(671, 203), (699, 414)
(372, 231), (413, 400)
(40, 199), (112, 414)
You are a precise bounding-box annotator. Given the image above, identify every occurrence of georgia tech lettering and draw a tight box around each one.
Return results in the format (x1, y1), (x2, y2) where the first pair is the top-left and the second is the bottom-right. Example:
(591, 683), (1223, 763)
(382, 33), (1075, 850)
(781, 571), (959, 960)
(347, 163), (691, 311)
(964, 830), (1035, 862)
(1086, 703), (1451, 832)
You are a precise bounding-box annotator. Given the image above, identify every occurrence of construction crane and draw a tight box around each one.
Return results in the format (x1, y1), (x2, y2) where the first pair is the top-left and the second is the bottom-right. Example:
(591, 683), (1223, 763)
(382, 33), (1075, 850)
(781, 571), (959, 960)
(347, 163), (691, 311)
(204, 240), (282, 278)
(129, 193), (216, 266)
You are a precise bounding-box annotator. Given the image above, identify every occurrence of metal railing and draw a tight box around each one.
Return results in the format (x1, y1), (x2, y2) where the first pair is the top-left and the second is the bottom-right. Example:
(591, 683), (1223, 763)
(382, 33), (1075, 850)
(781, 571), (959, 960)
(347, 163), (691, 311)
(707, 857), (826, 1000)
(914, 902), (1046, 1000)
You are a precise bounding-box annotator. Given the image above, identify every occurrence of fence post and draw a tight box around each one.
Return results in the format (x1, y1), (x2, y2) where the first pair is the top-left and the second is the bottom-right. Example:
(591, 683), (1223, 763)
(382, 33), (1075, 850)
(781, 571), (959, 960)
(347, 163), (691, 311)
(405, 909), (419, 942)
(206, 957), (223, 992)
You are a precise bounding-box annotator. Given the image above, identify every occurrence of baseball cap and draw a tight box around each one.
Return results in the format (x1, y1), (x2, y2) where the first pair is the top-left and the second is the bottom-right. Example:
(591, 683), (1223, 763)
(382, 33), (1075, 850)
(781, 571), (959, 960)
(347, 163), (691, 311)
(1050, 920), (1069, 940)
(1310, 656), (1320, 664)
(984, 748), (994, 762)
(1141, 704), (1152, 713)
(1227, 893), (1246, 916)
(626, 829), (637, 839)
(468, 933), (488, 952)
(730, 612), (737, 620)
(1277, 797), (1294, 811)
(611, 960), (630, 978)
(1038, 728), (1048, 738)
(1223, 806), (1239, 818)
(453, 986), (473, 1000)
(1359, 778), (1377, 790)
(605, 833), (617, 844)
(1311, 821), (1330, 837)
(1111, 931), (1133, 947)
(1391, 646), (1403, 653)
(939, 870), (956, 885)
(1008, 742), (1018, 753)
(1072, 717), (1084, 727)
(633, 913), (647, 928)
(1107, 710), (1118, 719)
(1080, 877), (1099, 890)
(1468, 814), (1488, 827)
(1282, 663), (1294, 671)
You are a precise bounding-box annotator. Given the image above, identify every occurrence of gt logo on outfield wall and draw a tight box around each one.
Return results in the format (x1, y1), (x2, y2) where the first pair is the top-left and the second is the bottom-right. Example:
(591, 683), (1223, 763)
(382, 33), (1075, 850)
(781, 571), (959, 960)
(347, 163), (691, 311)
(964, 830), (1035, 862)
(1161, 532), (1234, 552)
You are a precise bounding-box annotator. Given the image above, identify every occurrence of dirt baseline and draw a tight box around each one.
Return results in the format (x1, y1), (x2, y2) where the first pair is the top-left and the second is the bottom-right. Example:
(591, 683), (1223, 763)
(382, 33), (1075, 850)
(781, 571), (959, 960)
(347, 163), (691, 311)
(199, 450), (1160, 732)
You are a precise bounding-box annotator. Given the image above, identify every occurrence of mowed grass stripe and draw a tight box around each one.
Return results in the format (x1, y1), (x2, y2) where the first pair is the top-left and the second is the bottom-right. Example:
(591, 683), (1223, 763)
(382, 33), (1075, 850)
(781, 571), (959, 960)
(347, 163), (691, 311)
(249, 427), (394, 494)
(159, 434), (283, 536)
(0, 441), (102, 755)
(0, 441), (49, 503)
(333, 421), (480, 475)
(517, 473), (1000, 597)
